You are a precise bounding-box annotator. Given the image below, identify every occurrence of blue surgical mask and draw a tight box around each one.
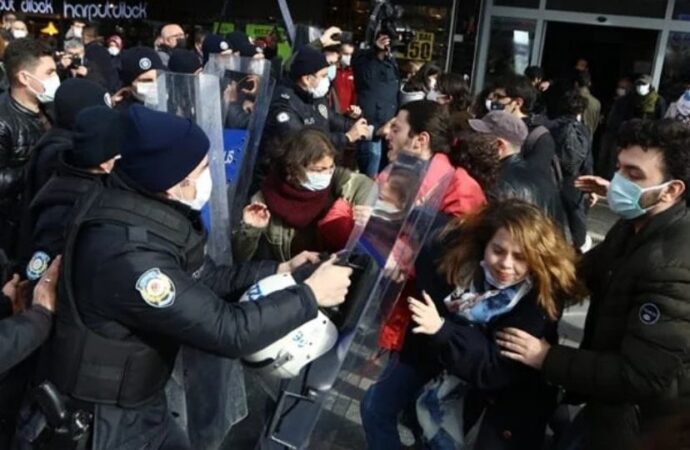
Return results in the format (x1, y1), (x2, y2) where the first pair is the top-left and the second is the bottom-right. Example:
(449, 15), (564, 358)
(301, 170), (333, 191)
(607, 172), (672, 220)
(327, 64), (337, 81)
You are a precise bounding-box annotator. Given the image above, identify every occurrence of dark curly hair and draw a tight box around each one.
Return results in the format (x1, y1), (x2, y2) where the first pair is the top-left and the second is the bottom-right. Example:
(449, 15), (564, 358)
(449, 131), (501, 192)
(616, 119), (690, 202)
(437, 73), (472, 114)
(557, 89), (588, 117)
(275, 128), (337, 185)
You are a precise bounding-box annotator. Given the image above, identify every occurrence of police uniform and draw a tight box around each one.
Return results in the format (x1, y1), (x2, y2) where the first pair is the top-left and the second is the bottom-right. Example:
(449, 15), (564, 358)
(20, 106), (321, 450)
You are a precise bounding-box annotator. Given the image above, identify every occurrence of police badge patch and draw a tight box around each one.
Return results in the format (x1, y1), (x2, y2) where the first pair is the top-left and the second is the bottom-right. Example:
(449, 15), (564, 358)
(26, 251), (51, 281)
(277, 112), (290, 123)
(639, 302), (660, 325)
(318, 104), (329, 119)
(138, 57), (152, 70)
(136, 268), (176, 308)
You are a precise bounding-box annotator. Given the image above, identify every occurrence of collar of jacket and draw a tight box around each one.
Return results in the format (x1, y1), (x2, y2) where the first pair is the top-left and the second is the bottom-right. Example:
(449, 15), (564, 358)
(8, 92), (41, 118)
(56, 150), (105, 181)
(626, 201), (687, 249)
(287, 79), (313, 104)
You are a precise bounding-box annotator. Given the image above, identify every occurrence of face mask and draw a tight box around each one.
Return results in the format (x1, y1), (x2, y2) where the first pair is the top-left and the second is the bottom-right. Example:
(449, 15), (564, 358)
(327, 64), (337, 81)
(340, 54), (351, 67)
(372, 199), (403, 220)
(427, 78), (437, 91)
(175, 38), (187, 49)
(607, 172), (671, 220)
(488, 100), (506, 111)
(133, 81), (158, 103)
(636, 84), (651, 96)
(480, 260), (527, 290)
(25, 73), (60, 103)
(176, 168), (213, 211)
(309, 76), (330, 99)
(426, 89), (442, 102)
(301, 170), (333, 191)
(616, 87), (627, 98)
(12, 29), (27, 39)
(108, 46), (120, 56)
(72, 27), (83, 38)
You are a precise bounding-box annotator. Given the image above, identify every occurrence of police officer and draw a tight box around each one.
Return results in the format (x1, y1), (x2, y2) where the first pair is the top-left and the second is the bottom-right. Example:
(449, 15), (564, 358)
(263, 46), (371, 158)
(20, 105), (352, 449)
(24, 106), (124, 283)
(113, 47), (165, 112)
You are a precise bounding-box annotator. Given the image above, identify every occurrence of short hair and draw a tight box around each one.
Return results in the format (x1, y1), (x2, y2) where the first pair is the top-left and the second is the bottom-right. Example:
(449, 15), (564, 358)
(194, 28), (207, 45)
(524, 66), (543, 82)
(437, 72), (471, 113)
(83, 25), (99, 42)
(450, 131), (501, 192)
(63, 39), (84, 52)
(616, 119), (690, 201)
(574, 70), (591, 88)
(277, 128), (337, 185)
(504, 75), (538, 114)
(558, 90), (588, 117)
(4, 38), (52, 85)
(399, 100), (452, 154)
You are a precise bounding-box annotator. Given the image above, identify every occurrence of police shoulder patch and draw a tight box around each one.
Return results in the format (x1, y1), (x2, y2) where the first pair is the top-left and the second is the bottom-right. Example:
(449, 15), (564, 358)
(277, 112), (290, 123)
(136, 268), (176, 308)
(26, 251), (51, 281)
(639, 302), (660, 325)
(318, 104), (329, 119)
(280, 93), (291, 100)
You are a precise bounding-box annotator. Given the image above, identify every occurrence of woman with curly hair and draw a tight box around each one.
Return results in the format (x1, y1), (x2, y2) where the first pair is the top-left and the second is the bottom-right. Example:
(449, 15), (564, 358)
(361, 199), (587, 450)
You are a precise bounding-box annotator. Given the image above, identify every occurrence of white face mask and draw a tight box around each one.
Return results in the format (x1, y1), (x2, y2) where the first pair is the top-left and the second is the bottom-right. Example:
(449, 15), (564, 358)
(25, 73), (60, 103)
(309, 76), (330, 99)
(108, 46), (120, 57)
(340, 54), (352, 67)
(72, 27), (83, 38)
(175, 167), (213, 211)
(12, 29), (27, 39)
(427, 77), (437, 91)
(301, 170), (333, 191)
(133, 81), (158, 103)
(426, 89), (442, 102)
(327, 64), (337, 81)
(636, 84), (651, 96)
(616, 87), (627, 98)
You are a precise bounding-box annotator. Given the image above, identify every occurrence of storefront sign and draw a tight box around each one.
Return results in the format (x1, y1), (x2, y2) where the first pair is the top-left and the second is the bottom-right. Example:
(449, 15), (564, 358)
(0, 0), (148, 21)
(406, 31), (435, 61)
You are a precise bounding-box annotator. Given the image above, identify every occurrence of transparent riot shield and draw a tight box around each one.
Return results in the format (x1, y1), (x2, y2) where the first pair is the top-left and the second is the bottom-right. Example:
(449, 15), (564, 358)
(203, 54), (276, 229)
(148, 72), (247, 450)
(250, 152), (454, 449)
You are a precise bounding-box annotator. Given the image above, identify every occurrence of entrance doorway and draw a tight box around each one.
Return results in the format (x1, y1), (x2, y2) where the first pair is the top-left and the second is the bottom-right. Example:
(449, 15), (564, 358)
(541, 23), (658, 106)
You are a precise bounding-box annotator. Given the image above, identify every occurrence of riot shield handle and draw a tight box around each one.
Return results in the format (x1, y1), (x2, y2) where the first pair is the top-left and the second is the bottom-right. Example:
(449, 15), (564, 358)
(267, 389), (317, 449)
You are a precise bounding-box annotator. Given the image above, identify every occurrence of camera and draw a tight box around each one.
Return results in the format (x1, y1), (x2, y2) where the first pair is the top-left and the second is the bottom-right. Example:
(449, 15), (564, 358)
(332, 31), (354, 44)
(69, 56), (83, 69)
(366, 0), (415, 50)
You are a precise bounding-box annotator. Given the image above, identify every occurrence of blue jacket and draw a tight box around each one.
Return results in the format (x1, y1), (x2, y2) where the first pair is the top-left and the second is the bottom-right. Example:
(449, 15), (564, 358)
(352, 49), (400, 128)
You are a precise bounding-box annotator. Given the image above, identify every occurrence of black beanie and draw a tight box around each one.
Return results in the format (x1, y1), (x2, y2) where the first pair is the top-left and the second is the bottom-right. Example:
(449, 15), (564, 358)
(119, 46), (165, 87)
(168, 49), (203, 74)
(226, 31), (257, 57)
(202, 34), (231, 65)
(54, 78), (111, 130)
(289, 46), (329, 81)
(118, 104), (209, 193)
(66, 106), (126, 169)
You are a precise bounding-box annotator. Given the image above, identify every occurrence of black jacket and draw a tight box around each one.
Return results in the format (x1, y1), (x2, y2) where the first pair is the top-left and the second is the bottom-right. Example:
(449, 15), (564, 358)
(352, 48), (400, 128)
(263, 81), (355, 153)
(401, 224), (559, 450)
(85, 41), (120, 93)
(0, 93), (50, 257)
(490, 154), (570, 235)
(543, 202), (690, 450)
(53, 175), (321, 449)
(0, 304), (52, 375)
(522, 114), (557, 178)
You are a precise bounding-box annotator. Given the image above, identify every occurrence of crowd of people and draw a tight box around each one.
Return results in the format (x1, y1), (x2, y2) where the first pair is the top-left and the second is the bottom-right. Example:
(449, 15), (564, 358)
(0, 13), (688, 450)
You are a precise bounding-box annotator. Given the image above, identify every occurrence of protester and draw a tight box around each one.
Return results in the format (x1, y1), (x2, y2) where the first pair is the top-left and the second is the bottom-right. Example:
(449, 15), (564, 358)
(234, 128), (373, 262)
(82, 25), (119, 93)
(499, 119), (690, 450)
(432, 72), (473, 130)
(0, 38), (56, 259)
(574, 70), (600, 139)
(10, 20), (28, 40)
(362, 199), (587, 450)
(333, 40), (356, 114)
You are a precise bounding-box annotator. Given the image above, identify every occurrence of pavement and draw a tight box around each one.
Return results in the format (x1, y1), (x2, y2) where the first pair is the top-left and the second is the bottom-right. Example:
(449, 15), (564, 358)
(221, 204), (620, 450)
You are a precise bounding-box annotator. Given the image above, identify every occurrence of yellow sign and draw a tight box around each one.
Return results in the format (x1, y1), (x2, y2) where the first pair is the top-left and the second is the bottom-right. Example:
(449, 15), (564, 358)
(406, 31), (435, 61)
(40, 21), (59, 37)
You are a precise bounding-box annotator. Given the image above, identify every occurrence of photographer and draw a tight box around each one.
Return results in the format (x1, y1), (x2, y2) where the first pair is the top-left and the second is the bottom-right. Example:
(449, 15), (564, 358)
(58, 40), (108, 90)
(352, 32), (401, 177)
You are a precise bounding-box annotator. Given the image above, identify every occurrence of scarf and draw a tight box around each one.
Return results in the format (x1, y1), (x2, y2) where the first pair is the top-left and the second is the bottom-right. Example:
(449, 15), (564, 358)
(635, 89), (660, 117)
(443, 264), (533, 324)
(261, 170), (333, 229)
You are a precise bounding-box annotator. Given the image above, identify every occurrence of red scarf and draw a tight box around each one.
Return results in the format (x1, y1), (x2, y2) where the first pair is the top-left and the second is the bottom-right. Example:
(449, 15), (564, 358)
(261, 171), (333, 229)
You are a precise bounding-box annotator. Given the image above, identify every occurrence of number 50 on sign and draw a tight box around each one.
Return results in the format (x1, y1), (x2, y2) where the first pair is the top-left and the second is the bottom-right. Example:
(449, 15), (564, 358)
(407, 31), (435, 61)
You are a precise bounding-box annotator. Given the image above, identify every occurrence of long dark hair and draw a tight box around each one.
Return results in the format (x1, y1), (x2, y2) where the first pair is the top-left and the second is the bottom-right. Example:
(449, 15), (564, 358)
(438, 73), (472, 113)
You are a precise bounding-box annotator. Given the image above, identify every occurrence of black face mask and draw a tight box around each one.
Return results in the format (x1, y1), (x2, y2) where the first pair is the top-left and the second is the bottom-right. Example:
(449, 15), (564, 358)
(490, 100), (506, 111)
(175, 38), (187, 50)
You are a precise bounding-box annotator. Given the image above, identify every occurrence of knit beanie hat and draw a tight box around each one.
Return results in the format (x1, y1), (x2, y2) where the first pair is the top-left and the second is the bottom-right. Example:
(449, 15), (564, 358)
(67, 106), (125, 168)
(54, 78), (112, 130)
(168, 48), (203, 74)
(289, 46), (329, 81)
(119, 46), (165, 86)
(118, 104), (209, 193)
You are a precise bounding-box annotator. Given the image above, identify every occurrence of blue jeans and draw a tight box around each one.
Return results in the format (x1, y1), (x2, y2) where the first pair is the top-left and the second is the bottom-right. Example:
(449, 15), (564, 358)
(357, 139), (382, 178)
(360, 354), (431, 450)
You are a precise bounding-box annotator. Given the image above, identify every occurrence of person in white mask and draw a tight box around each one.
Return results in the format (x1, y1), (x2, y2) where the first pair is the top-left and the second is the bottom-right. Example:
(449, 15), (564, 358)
(112, 46), (165, 112)
(263, 45), (371, 161)
(630, 74), (667, 120)
(10, 20), (28, 40)
(235, 128), (373, 263)
(0, 38), (56, 258)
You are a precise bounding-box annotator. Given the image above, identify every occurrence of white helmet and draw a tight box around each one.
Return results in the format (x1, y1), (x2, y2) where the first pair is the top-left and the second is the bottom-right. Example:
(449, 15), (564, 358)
(240, 273), (338, 379)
